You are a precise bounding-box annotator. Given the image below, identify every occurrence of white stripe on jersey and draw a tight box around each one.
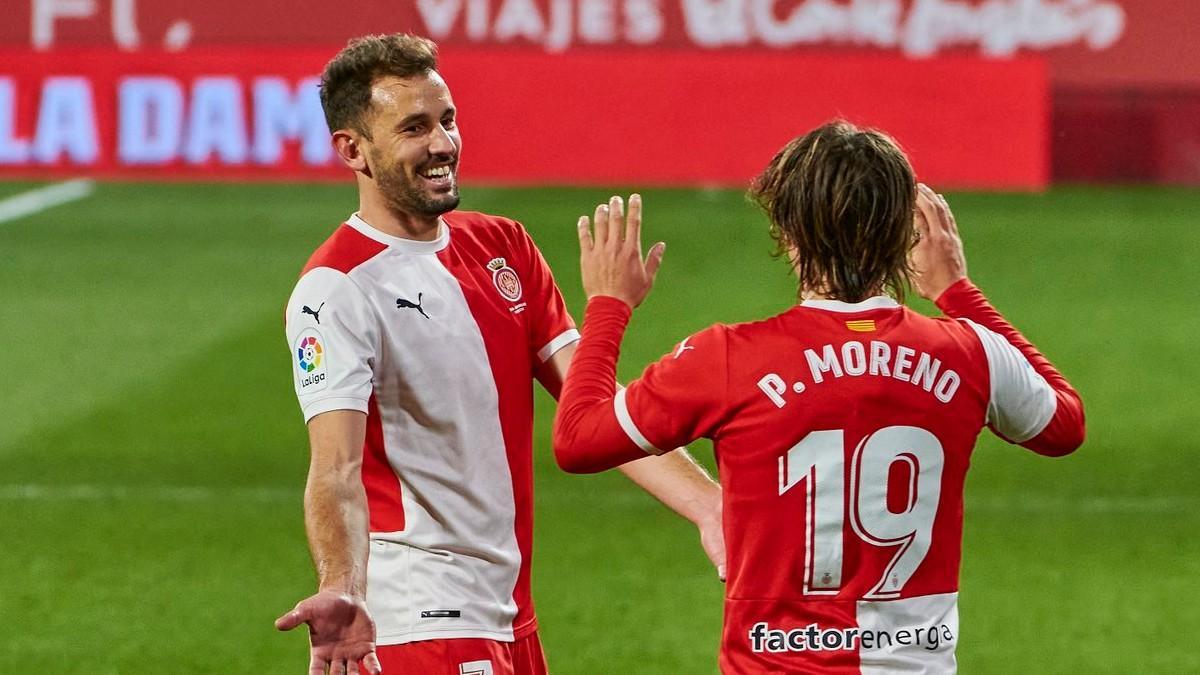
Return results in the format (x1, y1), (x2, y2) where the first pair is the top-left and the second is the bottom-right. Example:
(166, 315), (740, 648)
(614, 388), (662, 454)
(857, 592), (959, 674)
(287, 241), (524, 645)
(962, 319), (1057, 443)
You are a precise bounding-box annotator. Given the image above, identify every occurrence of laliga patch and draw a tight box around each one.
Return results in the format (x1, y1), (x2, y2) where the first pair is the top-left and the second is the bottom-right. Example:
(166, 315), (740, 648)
(294, 329), (328, 392)
(487, 257), (523, 302)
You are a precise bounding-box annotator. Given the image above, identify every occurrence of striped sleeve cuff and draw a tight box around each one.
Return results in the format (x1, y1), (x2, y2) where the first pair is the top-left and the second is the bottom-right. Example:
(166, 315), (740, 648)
(613, 388), (662, 454)
(537, 328), (581, 362)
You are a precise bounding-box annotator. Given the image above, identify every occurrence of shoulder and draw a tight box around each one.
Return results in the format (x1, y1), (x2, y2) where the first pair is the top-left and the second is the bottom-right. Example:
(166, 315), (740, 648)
(444, 210), (525, 238)
(301, 222), (389, 276)
(720, 307), (802, 345)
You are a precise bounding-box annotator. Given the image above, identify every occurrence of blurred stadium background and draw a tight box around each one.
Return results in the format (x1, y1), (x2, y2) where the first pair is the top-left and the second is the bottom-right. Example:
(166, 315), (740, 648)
(2, 1), (1198, 672)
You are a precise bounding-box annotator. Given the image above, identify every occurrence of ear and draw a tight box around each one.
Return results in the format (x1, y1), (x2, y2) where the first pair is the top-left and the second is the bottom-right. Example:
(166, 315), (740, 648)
(332, 130), (370, 175)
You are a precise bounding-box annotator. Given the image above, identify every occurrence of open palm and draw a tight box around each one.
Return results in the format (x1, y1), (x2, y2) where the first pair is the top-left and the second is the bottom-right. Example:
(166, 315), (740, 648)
(276, 590), (382, 675)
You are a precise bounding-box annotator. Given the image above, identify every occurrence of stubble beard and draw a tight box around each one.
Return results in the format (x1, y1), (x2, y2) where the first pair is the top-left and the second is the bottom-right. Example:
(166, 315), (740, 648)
(373, 149), (460, 218)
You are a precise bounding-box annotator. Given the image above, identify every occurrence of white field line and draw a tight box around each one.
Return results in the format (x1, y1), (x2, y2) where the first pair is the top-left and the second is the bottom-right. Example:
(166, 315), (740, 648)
(0, 484), (1195, 514)
(0, 178), (95, 225)
(0, 484), (293, 503)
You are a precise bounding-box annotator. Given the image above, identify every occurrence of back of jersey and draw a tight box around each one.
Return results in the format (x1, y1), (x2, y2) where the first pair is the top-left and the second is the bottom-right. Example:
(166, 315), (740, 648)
(561, 284), (1073, 673)
(716, 298), (989, 673)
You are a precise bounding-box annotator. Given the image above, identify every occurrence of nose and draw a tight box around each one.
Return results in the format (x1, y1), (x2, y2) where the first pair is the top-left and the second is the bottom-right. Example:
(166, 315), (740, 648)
(429, 124), (456, 158)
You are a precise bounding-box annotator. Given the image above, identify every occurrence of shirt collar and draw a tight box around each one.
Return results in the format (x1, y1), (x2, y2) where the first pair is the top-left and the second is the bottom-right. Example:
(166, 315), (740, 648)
(347, 212), (450, 254)
(799, 296), (901, 313)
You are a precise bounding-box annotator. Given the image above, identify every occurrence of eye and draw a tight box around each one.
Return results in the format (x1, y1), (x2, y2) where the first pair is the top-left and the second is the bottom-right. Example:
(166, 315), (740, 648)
(442, 117), (457, 130)
(401, 124), (423, 135)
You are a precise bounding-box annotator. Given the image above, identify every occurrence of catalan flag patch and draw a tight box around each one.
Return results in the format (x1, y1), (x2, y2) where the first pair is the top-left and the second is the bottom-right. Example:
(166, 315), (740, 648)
(845, 320), (876, 332)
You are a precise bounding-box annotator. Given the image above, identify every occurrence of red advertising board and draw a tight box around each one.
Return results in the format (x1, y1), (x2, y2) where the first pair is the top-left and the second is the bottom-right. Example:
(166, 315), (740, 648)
(0, 47), (1047, 187)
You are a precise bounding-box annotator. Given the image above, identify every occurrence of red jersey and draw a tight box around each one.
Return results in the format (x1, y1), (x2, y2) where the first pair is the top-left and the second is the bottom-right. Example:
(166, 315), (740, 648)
(554, 282), (1084, 674)
(285, 211), (578, 645)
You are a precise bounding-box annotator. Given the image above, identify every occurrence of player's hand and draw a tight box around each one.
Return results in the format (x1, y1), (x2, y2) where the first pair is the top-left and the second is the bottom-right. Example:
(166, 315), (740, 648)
(577, 194), (665, 308)
(698, 502), (727, 582)
(909, 183), (968, 301)
(275, 590), (383, 675)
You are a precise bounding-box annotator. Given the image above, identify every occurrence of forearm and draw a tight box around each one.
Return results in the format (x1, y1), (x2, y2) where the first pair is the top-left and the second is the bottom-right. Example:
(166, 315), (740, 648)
(304, 470), (371, 597)
(617, 449), (720, 526)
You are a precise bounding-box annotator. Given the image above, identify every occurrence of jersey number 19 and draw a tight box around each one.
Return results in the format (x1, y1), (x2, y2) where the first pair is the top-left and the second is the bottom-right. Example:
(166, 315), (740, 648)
(779, 426), (944, 599)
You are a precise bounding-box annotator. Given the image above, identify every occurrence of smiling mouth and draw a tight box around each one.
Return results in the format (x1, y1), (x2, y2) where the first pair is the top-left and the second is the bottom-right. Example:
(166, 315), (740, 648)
(419, 165), (454, 180)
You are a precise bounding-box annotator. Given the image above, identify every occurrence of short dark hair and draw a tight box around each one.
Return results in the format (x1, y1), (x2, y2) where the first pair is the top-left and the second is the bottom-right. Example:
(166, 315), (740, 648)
(319, 34), (439, 138)
(749, 120), (917, 303)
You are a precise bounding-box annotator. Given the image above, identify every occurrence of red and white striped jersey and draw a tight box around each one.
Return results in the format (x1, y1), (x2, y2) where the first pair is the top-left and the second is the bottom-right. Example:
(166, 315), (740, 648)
(554, 283), (1084, 674)
(285, 211), (578, 645)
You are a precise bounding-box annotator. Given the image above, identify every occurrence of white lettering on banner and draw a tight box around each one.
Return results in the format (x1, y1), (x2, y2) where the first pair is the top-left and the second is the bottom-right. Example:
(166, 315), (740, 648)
(418, 0), (664, 50)
(1, 74), (339, 168)
(413, 0), (1122, 55)
(32, 77), (98, 164)
(32, 0), (98, 50)
(31, 0), (192, 51)
(625, 0), (663, 43)
(119, 77), (184, 164)
(0, 79), (31, 163)
(112, 0), (141, 50)
(494, 0), (549, 42)
(184, 77), (248, 165)
(419, 0), (466, 38)
(253, 78), (332, 165)
(689, 0), (1125, 55)
(902, 0), (1125, 57)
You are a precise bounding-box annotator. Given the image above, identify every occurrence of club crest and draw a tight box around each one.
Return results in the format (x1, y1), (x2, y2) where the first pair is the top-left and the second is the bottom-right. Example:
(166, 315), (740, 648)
(487, 257), (523, 302)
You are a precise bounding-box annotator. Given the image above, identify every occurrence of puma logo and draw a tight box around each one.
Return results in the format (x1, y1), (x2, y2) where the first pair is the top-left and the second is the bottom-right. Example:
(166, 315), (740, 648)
(301, 303), (324, 324)
(396, 293), (430, 319)
(673, 336), (695, 359)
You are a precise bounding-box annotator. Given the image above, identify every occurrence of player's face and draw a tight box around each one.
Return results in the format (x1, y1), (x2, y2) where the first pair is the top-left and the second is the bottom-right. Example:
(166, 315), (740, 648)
(363, 73), (461, 218)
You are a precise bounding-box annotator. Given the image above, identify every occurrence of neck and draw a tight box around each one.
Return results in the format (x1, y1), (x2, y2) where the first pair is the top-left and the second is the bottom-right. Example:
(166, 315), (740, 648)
(358, 185), (442, 241)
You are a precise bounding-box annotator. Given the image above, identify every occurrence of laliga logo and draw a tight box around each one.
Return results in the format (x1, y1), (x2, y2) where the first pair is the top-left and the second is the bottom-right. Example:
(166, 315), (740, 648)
(296, 334), (327, 389)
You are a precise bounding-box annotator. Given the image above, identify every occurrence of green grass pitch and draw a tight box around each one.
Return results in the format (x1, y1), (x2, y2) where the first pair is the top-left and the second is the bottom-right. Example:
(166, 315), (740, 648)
(0, 181), (1197, 673)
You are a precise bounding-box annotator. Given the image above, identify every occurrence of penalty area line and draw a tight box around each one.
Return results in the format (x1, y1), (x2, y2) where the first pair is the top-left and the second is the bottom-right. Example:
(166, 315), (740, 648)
(0, 178), (96, 225)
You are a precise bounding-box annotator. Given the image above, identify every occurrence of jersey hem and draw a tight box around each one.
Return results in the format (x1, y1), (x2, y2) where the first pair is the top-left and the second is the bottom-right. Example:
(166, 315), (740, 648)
(376, 626), (518, 646)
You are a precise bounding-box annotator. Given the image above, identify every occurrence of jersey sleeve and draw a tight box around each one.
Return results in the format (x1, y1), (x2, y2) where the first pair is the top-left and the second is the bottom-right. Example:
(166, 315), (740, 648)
(962, 320), (1056, 442)
(284, 267), (380, 423)
(619, 323), (729, 453)
(513, 223), (578, 363)
(936, 278), (1085, 456)
(553, 295), (727, 473)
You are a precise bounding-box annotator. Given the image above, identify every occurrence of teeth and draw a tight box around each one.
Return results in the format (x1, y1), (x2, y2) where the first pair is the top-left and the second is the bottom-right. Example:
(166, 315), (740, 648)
(422, 166), (450, 178)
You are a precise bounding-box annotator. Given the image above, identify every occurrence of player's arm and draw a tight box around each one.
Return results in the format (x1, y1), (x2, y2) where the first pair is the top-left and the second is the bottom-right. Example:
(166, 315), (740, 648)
(276, 411), (381, 675)
(911, 184), (1085, 456)
(277, 269), (382, 675)
(542, 339), (724, 576)
(547, 194), (726, 577)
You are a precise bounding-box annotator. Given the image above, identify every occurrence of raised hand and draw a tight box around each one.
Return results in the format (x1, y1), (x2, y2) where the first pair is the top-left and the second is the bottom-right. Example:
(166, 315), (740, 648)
(910, 183), (968, 301)
(275, 590), (383, 675)
(576, 194), (665, 308)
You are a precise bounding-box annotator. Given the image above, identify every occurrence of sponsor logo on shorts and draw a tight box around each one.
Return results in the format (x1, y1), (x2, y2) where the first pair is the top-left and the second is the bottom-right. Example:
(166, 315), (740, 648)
(459, 661), (494, 675)
(748, 621), (955, 653)
(294, 330), (328, 391)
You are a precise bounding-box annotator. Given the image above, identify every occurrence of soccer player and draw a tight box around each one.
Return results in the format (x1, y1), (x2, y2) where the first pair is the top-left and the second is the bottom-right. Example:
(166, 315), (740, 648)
(553, 122), (1086, 672)
(274, 34), (723, 675)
